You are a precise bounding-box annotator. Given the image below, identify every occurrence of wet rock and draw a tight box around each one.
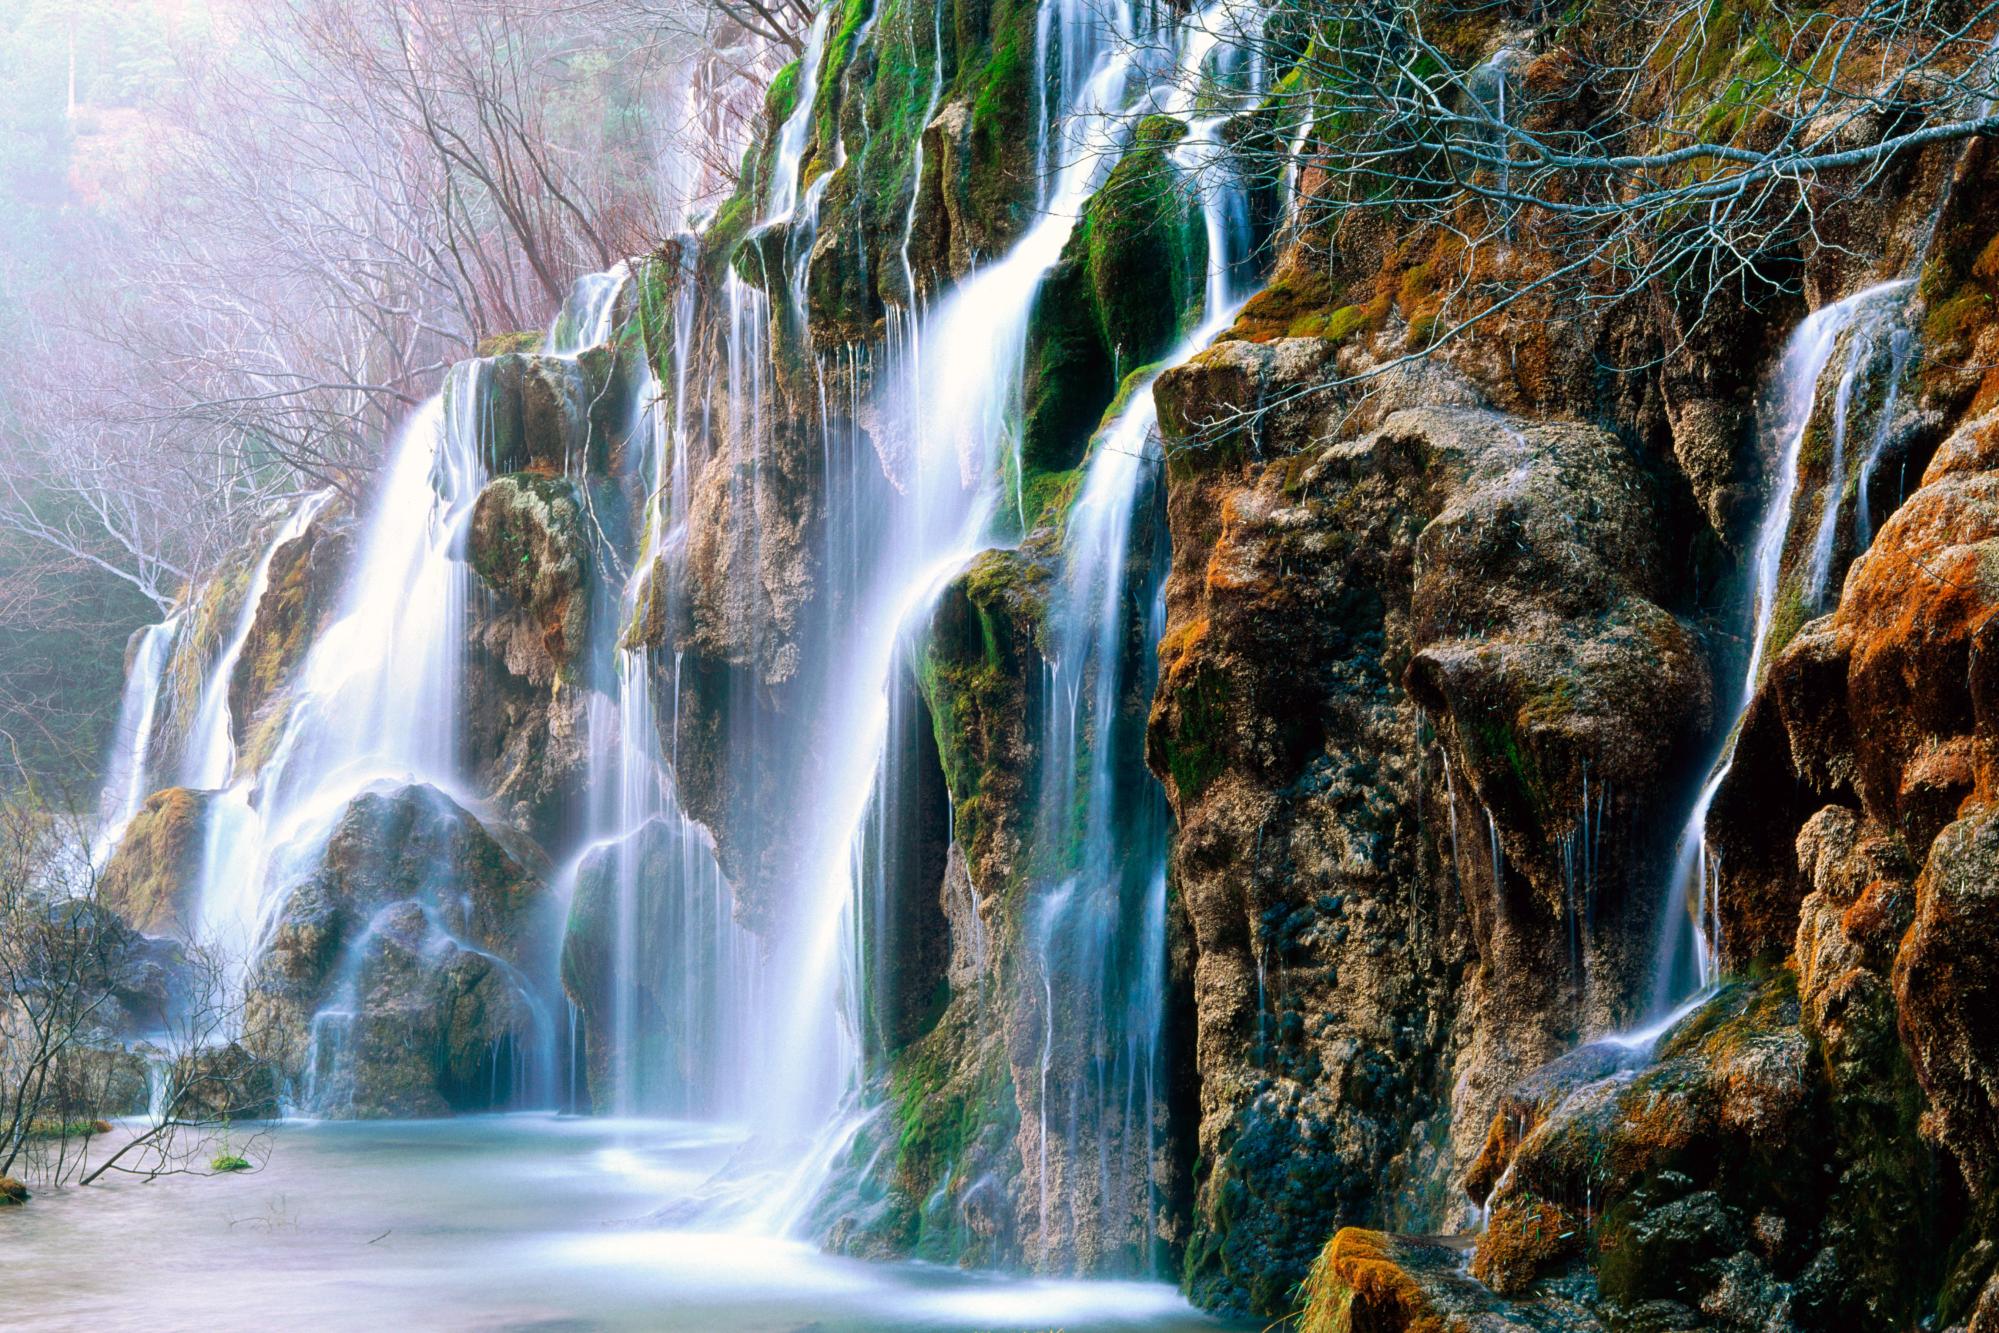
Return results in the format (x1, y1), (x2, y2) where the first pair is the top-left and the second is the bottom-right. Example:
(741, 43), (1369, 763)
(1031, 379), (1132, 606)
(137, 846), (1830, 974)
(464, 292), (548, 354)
(460, 467), (603, 847)
(1023, 119), (1208, 481)
(99, 787), (214, 938)
(480, 352), (627, 478)
(1298, 1228), (1603, 1332)
(1149, 394), (1705, 1314)
(468, 473), (590, 678)
(244, 782), (549, 1118)
(170, 1041), (281, 1121)
(228, 497), (354, 759)
(1896, 807), (1999, 1198)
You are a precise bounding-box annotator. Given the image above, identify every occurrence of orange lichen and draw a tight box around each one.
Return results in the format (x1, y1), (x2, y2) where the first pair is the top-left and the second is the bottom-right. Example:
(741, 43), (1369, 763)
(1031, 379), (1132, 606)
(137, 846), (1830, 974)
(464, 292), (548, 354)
(1470, 1193), (1584, 1295)
(1298, 1229), (1451, 1333)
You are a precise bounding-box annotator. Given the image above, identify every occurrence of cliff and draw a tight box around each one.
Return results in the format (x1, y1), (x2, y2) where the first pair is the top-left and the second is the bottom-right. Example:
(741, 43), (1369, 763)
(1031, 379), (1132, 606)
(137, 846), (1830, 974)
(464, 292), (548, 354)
(81, 0), (1999, 1328)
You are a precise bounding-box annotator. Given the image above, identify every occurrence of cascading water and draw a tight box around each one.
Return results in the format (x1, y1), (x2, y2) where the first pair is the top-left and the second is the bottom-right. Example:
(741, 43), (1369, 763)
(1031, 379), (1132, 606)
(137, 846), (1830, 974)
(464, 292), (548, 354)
(94, 613), (182, 855)
(186, 360), (502, 1083)
(762, 8), (835, 227)
(180, 493), (333, 792)
(1019, 5), (1263, 1269)
(554, 254), (765, 1121)
(1648, 279), (1914, 1014)
(735, 1), (1282, 1252)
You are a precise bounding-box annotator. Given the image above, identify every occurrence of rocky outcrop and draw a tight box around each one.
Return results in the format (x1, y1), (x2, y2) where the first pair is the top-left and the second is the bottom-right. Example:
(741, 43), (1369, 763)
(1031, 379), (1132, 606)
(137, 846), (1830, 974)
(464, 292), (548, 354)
(99, 787), (213, 937)
(1146, 377), (1707, 1311)
(245, 782), (549, 1117)
(469, 473), (591, 678)
(229, 496), (354, 764)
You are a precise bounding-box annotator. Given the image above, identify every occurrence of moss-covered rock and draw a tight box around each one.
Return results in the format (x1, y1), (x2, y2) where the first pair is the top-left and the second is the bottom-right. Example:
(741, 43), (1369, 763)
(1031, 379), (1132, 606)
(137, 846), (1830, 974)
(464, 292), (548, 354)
(1298, 1227), (1599, 1332)
(468, 473), (590, 679)
(1021, 126), (1208, 489)
(99, 786), (213, 937)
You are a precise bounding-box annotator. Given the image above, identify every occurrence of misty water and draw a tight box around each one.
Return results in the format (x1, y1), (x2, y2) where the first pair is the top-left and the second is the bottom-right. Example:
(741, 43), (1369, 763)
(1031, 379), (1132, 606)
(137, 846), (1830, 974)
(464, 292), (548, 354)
(14, 1117), (1238, 1331)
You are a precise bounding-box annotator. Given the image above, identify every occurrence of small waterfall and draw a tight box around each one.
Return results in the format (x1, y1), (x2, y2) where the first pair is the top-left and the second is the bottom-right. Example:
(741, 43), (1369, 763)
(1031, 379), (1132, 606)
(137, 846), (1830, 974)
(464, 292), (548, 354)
(180, 492), (333, 792)
(192, 361), (491, 1027)
(1020, 1), (1264, 1268)
(545, 266), (629, 357)
(763, 7), (836, 225)
(1853, 325), (1918, 558)
(565, 256), (762, 1119)
(1803, 301), (1911, 609)
(95, 614), (182, 854)
(1648, 280), (1913, 1012)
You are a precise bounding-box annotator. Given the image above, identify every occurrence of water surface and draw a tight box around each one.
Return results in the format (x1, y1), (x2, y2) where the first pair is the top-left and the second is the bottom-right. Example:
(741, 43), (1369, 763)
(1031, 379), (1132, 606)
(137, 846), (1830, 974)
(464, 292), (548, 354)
(9, 1116), (1240, 1332)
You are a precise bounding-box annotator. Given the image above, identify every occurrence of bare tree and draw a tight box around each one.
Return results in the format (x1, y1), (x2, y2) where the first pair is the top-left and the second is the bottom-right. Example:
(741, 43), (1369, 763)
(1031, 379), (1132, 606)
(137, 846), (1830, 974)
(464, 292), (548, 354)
(3, 0), (755, 614)
(1150, 0), (1999, 414)
(0, 799), (124, 1180)
(0, 793), (278, 1193)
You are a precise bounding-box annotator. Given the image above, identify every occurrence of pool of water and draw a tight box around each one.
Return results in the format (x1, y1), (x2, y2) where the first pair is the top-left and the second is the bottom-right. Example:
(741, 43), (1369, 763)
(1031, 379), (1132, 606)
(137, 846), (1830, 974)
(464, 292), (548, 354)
(7, 1115), (1242, 1332)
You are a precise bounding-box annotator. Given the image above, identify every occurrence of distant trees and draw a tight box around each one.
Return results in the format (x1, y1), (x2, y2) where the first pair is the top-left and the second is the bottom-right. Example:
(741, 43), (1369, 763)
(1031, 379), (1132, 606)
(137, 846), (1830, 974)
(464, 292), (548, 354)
(0, 0), (782, 787)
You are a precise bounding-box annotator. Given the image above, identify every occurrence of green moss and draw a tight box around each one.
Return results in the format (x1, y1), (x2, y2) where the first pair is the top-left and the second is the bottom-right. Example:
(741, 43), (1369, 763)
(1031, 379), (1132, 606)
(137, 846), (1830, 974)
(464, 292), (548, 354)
(476, 330), (542, 357)
(1081, 131), (1208, 372)
(210, 1153), (252, 1172)
(914, 549), (1048, 877)
(1164, 664), (1232, 800)
(878, 1016), (1019, 1261)
(1019, 466), (1083, 535)
(1324, 304), (1371, 342)
(809, 0), (875, 187)
(1764, 578), (1810, 670)
(1470, 711), (1546, 816)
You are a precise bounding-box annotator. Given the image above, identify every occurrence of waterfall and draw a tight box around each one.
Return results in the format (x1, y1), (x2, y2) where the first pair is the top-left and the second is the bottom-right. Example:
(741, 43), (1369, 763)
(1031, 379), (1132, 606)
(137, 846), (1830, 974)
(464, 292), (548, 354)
(1019, 1), (1264, 1268)
(1803, 301), (1912, 610)
(94, 614), (182, 856)
(85, 0), (1270, 1273)
(564, 256), (763, 1120)
(180, 492), (333, 792)
(190, 361), (490, 1029)
(1647, 280), (1913, 1013)
(545, 266), (629, 357)
(763, 7), (836, 226)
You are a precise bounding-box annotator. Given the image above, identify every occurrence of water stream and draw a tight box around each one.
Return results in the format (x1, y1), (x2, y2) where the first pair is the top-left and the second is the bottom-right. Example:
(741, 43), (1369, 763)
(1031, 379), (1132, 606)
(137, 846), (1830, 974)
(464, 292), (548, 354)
(1647, 279), (1914, 1015)
(92, 614), (182, 857)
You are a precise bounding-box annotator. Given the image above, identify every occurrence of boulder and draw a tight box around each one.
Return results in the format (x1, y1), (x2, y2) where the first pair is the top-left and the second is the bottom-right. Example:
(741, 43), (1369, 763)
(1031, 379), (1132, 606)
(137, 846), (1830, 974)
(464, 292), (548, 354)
(245, 782), (549, 1118)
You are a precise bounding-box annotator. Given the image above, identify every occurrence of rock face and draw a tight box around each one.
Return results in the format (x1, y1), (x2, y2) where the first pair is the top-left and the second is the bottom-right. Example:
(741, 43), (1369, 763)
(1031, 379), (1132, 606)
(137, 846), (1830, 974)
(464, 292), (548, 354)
(465, 470), (596, 844)
(229, 497), (354, 766)
(245, 782), (550, 1117)
(100, 787), (214, 937)
(1268, 77), (1999, 1333)
(1146, 379), (1706, 1310)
